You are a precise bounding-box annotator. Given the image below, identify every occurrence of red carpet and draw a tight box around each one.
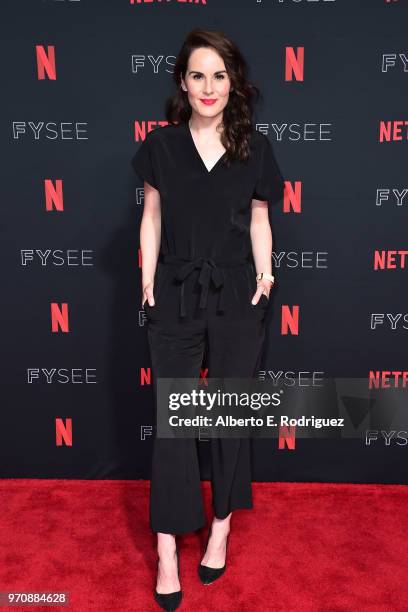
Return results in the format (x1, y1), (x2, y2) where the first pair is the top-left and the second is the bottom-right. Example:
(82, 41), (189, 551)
(1, 479), (407, 611)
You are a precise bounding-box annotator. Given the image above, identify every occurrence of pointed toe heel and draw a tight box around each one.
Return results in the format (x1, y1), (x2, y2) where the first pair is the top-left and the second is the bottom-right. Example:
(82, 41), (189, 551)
(154, 548), (182, 611)
(198, 562), (226, 585)
(198, 527), (229, 586)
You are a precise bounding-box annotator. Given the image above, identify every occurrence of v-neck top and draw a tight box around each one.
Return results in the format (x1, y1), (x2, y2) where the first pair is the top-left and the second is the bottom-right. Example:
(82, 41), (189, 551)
(131, 121), (284, 264)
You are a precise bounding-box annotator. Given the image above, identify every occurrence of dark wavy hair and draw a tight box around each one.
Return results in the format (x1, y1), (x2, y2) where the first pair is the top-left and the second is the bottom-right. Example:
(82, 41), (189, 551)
(164, 28), (261, 167)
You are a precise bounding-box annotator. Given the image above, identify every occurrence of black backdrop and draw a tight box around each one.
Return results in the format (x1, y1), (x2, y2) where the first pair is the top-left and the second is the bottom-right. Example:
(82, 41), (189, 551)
(1, 0), (407, 484)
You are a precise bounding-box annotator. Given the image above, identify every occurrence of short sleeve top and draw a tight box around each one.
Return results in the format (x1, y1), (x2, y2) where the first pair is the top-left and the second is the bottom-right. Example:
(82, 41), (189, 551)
(131, 121), (284, 263)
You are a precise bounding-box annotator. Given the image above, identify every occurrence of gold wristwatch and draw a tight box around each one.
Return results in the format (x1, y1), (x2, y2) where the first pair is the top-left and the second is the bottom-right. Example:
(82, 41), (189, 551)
(256, 272), (275, 284)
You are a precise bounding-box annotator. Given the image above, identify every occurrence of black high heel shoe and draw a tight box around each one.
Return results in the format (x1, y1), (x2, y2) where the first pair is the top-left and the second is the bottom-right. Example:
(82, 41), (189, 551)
(198, 526), (229, 585)
(154, 547), (182, 611)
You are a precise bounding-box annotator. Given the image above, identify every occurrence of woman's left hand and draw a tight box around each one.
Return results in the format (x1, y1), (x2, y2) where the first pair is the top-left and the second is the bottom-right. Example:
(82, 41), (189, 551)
(251, 280), (274, 305)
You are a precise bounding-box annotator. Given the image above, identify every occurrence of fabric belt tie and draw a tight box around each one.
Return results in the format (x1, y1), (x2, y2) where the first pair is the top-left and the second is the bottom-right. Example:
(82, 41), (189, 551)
(162, 254), (249, 318)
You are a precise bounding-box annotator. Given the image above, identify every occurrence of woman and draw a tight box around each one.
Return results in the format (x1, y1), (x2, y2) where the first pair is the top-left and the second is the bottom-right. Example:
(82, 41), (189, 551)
(131, 28), (284, 611)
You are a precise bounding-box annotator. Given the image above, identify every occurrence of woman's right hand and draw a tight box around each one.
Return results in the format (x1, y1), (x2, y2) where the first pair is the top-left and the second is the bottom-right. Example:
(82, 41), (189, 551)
(142, 280), (155, 308)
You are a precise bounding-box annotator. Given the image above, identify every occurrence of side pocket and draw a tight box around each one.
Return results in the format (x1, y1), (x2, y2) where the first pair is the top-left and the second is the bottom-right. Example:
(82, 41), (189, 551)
(152, 262), (166, 305)
(246, 262), (256, 301)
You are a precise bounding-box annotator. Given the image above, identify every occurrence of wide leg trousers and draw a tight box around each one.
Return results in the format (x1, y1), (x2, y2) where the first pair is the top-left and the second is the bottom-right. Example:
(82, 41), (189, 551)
(144, 261), (268, 535)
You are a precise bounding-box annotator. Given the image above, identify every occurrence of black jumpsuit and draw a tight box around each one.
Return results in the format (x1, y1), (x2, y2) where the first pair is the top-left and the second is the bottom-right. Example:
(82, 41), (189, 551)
(131, 121), (284, 535)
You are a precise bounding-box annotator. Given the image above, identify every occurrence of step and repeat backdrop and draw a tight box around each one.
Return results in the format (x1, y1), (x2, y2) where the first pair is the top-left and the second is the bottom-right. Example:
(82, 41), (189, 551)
(1, 0), (407, 483)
